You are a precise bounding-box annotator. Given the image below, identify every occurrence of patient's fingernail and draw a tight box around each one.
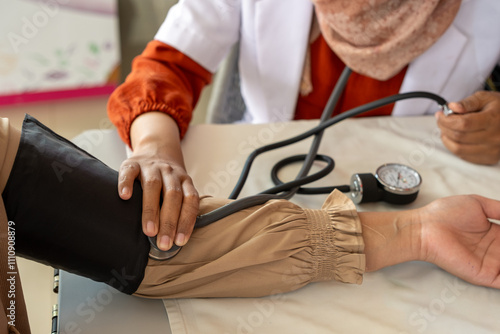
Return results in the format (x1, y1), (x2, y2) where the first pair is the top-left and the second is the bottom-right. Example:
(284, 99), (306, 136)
(159, 235), (171, 250)
(175, 233), (185, 246)
(146, 221), (155, 235)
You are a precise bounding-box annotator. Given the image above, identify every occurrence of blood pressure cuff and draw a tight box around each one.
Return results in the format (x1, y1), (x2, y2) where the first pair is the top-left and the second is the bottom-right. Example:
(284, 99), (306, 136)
(1, 115), (149, 294)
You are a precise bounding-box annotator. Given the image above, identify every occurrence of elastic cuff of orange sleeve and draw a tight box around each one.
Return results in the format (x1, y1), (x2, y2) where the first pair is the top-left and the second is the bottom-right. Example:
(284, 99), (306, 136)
(108, 101), (191, 149)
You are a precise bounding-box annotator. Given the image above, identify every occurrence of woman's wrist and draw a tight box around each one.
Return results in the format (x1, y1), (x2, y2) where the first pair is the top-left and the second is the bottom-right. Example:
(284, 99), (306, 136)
(130, 111), (185, 165)
(358, 209), (423, 272)
(131, 112), (179, 146)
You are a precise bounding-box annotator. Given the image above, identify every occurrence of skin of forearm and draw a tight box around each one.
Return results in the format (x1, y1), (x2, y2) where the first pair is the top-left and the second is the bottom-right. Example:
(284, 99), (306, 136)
(358, 210), (422, 272)
(130, 111), (186, 167)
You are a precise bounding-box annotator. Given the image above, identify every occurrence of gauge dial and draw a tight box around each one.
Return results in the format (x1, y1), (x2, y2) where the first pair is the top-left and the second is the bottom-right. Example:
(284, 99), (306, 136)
(375, 163), (421, 195)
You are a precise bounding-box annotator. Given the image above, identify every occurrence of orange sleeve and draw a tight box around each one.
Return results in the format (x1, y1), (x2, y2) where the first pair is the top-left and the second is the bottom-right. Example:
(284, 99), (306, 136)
(107, 40), (213, 147)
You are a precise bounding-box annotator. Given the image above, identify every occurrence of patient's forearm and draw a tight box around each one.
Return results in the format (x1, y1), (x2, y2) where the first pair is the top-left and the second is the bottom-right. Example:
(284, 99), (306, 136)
(358, 210), (422, 272)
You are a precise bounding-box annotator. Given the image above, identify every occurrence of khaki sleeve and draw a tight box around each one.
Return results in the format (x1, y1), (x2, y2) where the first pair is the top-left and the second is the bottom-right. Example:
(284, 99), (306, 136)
(135, 190), (365, 299)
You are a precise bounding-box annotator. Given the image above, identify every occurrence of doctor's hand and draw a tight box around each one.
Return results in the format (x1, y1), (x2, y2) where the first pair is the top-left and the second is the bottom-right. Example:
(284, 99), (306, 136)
(435, 91), (500, 165)
(419, 194), (500, 289)
(118, 112), (199, 251)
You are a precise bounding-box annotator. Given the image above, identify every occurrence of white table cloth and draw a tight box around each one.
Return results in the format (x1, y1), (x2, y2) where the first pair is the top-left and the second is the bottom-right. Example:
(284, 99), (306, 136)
(64, 115), (500, 334)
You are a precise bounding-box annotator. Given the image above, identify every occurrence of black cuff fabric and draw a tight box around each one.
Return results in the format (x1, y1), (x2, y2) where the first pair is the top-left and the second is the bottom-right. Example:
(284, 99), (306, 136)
(2, 115), (149, 294)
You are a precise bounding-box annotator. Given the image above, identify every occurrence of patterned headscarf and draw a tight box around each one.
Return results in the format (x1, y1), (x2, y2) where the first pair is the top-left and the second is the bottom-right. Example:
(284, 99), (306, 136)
(312, 0), (462, 80)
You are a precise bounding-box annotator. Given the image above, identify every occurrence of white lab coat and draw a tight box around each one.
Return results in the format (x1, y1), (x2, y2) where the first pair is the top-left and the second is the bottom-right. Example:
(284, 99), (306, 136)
(156, 0), (500, 122)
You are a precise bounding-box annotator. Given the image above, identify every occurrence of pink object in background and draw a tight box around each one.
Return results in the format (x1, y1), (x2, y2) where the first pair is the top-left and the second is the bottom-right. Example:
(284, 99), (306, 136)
(21, 0), (117, 15)
(0, 0), (120, 107)
(0, 85), (116, 107)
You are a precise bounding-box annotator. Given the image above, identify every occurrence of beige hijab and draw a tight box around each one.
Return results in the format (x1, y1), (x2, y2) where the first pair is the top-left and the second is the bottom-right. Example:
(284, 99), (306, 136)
(311, 0), (462, 81)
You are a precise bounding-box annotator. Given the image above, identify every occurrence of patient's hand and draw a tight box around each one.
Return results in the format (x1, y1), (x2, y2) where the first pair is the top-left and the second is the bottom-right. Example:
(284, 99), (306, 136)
(419, 195), (500, 289)
(436, 91), (500, 165)
(359, 194), (500, 289)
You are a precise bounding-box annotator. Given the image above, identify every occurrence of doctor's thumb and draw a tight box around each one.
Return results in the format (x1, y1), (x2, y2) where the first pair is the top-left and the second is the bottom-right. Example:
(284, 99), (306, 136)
(449, 91), (491, 114)
(446, 101), (468, 115)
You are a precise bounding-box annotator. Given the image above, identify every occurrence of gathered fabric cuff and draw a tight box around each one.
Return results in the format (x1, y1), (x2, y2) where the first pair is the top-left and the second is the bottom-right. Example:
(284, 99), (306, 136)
(107, 40), (212, 147)
(305, 190), (365, 284)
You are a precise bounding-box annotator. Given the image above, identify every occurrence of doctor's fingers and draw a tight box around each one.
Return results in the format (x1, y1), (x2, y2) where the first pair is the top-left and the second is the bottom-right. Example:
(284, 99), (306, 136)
(449, 91), (500, 114)
(436, 109), (494, 134)
(440, 135), (500, 165)
(118, 159), (163, 238)
(438, 107), (500, 149)
(158, 176), (199, 250)
(439, 91), (500, 131)
(437, 123), (500, 146)
(139, 166), (164, 238)
(118, 159), (142, 200)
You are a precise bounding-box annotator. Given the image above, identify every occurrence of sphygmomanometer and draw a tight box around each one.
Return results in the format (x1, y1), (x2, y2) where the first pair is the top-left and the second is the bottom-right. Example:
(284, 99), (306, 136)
(149, 67), (448, 260)
(1, 68), (450, 286)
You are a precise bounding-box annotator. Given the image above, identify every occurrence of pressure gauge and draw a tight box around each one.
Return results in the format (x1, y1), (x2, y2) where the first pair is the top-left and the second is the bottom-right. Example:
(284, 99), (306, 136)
(350, 163), (422, 205)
